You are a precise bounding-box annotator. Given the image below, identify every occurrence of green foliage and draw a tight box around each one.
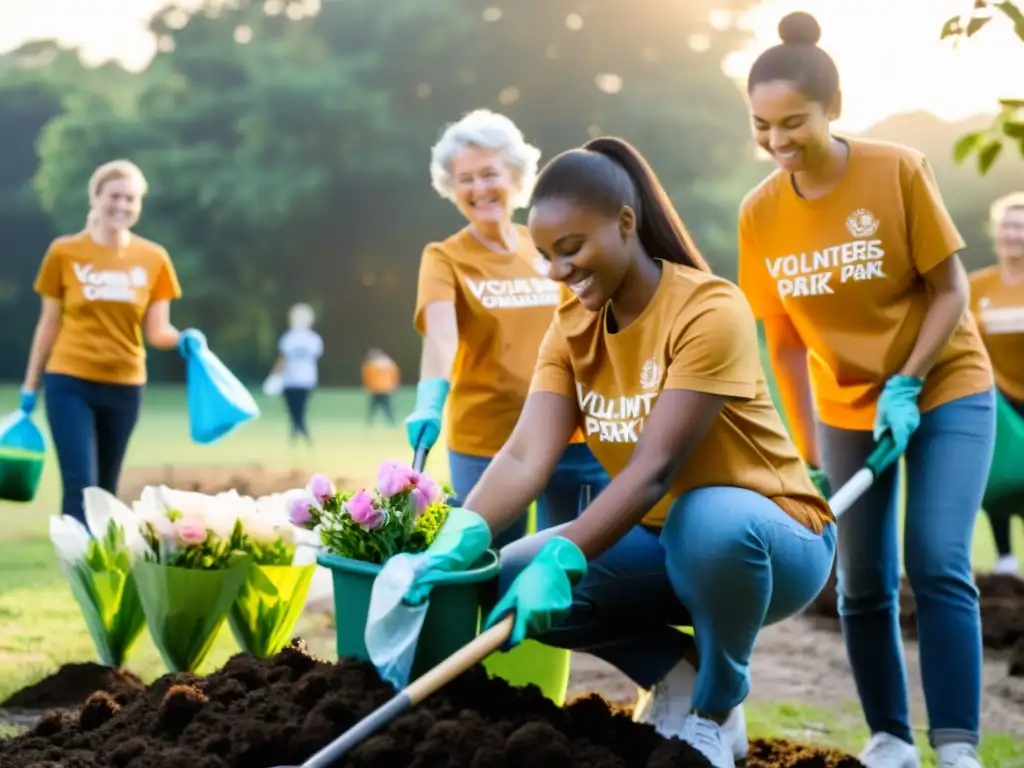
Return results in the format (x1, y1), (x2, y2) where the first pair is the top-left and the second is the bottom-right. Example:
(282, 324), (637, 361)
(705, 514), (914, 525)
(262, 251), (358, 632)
(942, 2), (1024, 174)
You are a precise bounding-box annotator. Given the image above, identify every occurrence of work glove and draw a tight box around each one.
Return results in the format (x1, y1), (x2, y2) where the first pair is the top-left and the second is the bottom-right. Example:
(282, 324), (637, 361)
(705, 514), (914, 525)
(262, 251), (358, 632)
(484, 536), (587, 650)
(404, 377), (450, 453)
(365, 508), (492, 689)
(18, 389), (37, 415)
(873, 375), (924, 454)
(806, 464), (831, 499)
(177, 328), (207, 359)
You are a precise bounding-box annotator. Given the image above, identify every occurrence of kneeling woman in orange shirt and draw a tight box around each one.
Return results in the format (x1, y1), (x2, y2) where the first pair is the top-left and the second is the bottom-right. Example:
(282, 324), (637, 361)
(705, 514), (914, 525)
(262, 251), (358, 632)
(19, 160), (200, 525)
(398, 138), (835, 767)
(739, 12), (995, 768)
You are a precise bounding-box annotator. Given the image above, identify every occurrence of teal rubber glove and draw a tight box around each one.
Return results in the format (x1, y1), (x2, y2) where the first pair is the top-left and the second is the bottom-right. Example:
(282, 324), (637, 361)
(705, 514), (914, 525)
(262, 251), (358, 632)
(365, 507), (491, 689)
(177, 328), (207, 358)
(806, 465), (831, 499)
(484, 536), (587, 650)
(873, 375), (924, 453)
(404, 377), (449, 452)
(18, 389), (37, 415)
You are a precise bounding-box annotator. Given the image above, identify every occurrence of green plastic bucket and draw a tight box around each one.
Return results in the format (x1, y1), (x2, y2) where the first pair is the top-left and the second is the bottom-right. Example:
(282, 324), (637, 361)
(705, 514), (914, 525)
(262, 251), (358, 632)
(983, 390), (1024, 509)
(317, 549), (499, 680)
(0, 448), (45, 503)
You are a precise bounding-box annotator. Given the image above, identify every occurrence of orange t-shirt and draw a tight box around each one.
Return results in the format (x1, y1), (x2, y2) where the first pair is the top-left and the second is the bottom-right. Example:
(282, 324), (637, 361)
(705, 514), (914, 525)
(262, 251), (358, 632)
(34, 232), (182, 386)
(738, 138), (992, 430)
(530, 262), (833, 532)
(968, 265), (1024, 402)
(362, 358), (400, 394)
(415, 225), (578, 457)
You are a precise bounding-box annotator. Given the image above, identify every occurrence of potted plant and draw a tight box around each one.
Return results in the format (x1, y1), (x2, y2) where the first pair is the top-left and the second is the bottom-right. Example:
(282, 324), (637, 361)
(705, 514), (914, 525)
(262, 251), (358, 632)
(288, 462), (498, 680)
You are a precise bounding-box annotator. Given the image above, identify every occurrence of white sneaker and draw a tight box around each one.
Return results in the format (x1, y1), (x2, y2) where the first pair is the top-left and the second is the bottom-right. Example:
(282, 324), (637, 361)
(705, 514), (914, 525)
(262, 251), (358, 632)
(680, 713), (734, 768)
(859, 733), (921, 768)
(937, 743), (982, 768)
(992, 555), (1020, 576)
(633, 659), (748, 759)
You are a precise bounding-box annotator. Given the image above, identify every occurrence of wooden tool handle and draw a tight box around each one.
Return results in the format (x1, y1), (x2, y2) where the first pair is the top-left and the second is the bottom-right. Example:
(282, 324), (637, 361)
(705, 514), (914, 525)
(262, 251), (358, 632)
(405, 615), (514, 705)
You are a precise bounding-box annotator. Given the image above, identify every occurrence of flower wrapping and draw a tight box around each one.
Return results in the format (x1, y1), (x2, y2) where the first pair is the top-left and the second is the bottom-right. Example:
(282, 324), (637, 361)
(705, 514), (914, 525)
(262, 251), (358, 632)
(48, 488), (150, 668)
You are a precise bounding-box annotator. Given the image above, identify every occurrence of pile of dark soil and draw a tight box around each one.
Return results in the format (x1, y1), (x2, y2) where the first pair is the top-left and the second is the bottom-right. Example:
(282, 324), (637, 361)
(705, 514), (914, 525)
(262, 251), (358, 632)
(806, 570), (1024, 669)
(1, 663), (145, 710)
(746, 738), (862, 767)
(0, 645), (862, 768)
(117, 465), (349, 502)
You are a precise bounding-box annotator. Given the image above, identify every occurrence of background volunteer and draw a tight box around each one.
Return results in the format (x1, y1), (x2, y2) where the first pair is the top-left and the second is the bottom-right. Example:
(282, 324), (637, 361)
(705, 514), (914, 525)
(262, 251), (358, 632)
(739, 12), (996, 768)
(379, 136), (835, 768)
(19, 159), (199, 525)
(968, 192), (1024, 577)
(272, 302), (323, 446)
(361, 347), (400, 426)
(405, 108), (608, 548)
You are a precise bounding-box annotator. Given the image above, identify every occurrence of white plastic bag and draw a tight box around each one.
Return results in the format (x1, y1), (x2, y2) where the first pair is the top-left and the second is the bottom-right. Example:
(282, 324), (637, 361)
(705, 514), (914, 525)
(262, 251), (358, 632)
(262, 372), (284, 397)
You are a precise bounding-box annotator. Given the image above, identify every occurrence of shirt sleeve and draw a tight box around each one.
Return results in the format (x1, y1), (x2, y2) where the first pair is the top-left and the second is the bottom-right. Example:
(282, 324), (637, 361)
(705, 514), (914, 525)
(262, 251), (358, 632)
(413, 244), (457, 334)
(663, 282), (760, 400)
(529, 320), (576, 400)
(33, 242), (64, 299)
(737, 203), (787, 319)
(904, 155), (966, 275)
(150, 249), (183, 303)
(313, 333), (324, 358)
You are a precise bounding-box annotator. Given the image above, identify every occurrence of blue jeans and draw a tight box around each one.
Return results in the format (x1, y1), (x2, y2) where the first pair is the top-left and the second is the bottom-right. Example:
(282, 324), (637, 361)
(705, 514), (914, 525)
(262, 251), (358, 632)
(449, 442), (610, 548)
(818, 389), (995, 748)
(498, 486), (836, 712)
(44, 373), (144, 524)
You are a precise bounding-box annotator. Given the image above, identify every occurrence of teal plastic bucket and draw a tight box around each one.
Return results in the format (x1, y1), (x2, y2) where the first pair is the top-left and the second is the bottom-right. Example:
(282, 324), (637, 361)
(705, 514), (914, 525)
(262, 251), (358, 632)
(317, 549), (499, 680)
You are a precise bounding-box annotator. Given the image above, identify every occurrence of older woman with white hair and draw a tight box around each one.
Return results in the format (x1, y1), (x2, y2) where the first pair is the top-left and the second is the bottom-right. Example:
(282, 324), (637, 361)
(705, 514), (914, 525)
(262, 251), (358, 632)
(273, 302), (323, 446)
(405, 108), (609, 547)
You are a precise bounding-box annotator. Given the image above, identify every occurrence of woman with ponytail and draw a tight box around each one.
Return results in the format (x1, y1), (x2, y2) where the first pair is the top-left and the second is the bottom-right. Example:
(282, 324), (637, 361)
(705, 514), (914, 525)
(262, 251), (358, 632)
(18, 159), (203, 525)
(376, 137), (835, 767)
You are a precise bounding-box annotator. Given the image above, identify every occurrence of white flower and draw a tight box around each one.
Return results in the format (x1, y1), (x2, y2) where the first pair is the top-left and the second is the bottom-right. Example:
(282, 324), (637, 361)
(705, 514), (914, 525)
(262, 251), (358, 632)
(82, 487), (152, 561)
(49, 515), (90, 565)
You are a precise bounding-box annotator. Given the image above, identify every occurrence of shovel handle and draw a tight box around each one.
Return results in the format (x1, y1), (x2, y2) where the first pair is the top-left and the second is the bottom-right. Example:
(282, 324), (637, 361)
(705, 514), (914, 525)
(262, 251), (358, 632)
(412, 446), (429, 473)
(828, 433), (901, 519)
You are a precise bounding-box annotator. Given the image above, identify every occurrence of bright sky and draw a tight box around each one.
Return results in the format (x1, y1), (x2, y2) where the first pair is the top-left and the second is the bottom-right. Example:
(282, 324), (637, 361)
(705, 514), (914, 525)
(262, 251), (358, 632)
(1, 0), (1022, 133)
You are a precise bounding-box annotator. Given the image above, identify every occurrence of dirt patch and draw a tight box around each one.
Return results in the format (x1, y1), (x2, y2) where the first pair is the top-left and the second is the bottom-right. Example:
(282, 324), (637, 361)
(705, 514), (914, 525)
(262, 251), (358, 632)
(117, 465), (348, 502)
(1011, 639), (1024, 678)
(0, 663), (145, 710)
(0, 644), (861, 768)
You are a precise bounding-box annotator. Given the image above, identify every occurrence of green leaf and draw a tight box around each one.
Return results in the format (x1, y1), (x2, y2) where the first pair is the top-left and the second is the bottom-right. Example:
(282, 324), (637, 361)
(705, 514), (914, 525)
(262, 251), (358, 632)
(977, 139), (1004, 174)
(953, 130), (985, 163)
(1004, 121), (1024, 139)
(940, 14), (964, 38)
(999, 98), (1024, 109)
(995, 1), (1024, 40)
(967, 14), (994, 34)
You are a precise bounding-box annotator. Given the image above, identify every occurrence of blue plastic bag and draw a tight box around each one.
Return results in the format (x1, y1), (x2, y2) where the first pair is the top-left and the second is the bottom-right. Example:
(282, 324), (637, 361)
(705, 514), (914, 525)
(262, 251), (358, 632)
(180, 331), (260, 445)
(0, 409), (46, 502)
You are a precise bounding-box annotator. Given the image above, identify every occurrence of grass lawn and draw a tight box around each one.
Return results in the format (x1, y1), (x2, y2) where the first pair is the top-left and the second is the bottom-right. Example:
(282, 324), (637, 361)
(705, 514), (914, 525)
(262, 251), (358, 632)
(1, 383), (1022, 764)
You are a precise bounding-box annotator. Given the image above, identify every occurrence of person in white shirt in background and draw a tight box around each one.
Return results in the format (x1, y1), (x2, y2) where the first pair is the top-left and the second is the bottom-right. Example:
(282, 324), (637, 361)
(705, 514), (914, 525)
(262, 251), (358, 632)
(272, 303), (324, 445)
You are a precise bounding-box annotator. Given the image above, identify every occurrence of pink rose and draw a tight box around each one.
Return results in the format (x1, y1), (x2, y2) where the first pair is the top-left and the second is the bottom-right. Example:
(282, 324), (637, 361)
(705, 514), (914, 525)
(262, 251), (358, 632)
(286, 490), (319, 529)
(411, 473), (443, 515)
(174, 516), (208, 547)
(376, 460), (415, 498)
(345, 490), (385, 531)
(307, 474), (336, 505)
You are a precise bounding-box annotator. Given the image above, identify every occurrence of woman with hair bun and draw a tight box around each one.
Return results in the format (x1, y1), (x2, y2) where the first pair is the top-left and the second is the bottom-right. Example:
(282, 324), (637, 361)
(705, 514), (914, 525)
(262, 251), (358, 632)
(738, 12), (995, 768)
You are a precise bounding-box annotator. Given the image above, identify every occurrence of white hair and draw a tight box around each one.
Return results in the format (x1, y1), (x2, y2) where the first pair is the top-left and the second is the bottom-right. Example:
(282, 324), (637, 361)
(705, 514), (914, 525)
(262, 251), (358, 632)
(991, 191), (1024, 227)
(289, 303), (315, 330)
(429, 109), (542, 209)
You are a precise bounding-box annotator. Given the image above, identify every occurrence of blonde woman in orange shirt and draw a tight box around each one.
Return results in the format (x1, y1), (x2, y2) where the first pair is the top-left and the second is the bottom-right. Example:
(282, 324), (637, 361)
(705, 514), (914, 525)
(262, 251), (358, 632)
(968, 192), (1024, 576)
(19, 160), (200, 525)
(405, 109), (609, 548)
(361, 347), (399, 426)
(739, 13), (994, 768)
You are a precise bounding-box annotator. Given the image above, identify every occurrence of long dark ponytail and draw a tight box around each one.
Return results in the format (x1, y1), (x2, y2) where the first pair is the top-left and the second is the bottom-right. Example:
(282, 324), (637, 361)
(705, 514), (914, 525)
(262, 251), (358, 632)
(530, 136), (710, 272)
